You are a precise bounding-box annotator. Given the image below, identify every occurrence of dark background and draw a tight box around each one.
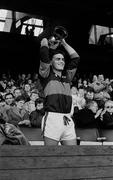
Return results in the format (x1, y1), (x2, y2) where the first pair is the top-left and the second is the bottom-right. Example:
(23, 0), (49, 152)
(0, 1), (113, 78)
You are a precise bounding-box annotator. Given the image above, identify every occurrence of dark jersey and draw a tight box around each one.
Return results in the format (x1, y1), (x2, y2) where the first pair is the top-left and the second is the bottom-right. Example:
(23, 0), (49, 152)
(39, 46), (79, 113)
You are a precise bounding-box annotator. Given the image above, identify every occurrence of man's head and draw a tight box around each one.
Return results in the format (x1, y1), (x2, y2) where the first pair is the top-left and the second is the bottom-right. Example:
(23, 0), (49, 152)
(98, 74), (104, 83)
(30, 91), (39, 101)
(15, 95), (25, 110)
(87, 101), (98, 113)
(35, 98), (44, 110)
(104, 100), (113, 113)
(5, 93), (14, 105)
(50, 50), (65, 71)
(14, 88), (22, 98)
(85, 87), (94, 100)
(24, 84), (31, 92)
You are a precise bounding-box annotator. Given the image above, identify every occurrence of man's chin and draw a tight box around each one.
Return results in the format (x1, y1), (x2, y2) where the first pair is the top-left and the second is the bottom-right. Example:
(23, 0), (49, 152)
(58, 66), (64, 70)
(57, 68), (63, 71)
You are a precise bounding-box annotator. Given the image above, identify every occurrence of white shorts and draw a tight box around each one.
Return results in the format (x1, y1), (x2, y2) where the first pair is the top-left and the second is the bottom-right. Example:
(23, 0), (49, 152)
(41, 112), (76, 141)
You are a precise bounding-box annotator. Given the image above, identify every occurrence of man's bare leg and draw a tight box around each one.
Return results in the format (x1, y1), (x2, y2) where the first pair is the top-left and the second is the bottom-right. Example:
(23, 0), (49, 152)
(44, 136), (59, 145)
(61, 139), (76, 145)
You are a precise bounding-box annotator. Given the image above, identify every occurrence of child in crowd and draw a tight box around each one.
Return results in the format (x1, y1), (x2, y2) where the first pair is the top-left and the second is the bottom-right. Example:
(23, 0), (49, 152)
(29, 98), (45, 128)
(99, 100), (113, 141)
(100, 100), (113, 128)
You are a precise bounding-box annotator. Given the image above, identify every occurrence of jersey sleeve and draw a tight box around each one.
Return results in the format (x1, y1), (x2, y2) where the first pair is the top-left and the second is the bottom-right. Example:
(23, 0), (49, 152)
(39, 46), (51, 78)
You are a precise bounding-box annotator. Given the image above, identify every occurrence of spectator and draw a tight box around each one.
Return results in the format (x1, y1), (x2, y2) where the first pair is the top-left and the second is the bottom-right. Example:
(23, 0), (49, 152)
(22, 83), (31, 101)
(84, 87), (94, 104)
(0, 93), (15, 122)
(100, 100), (113, 141)
(13, 88), (22, 98)
(29, 98), (45, 128)
(24, 91), (39, 114)
(74, 101), (102, 141)
(6, 95), (30, 127)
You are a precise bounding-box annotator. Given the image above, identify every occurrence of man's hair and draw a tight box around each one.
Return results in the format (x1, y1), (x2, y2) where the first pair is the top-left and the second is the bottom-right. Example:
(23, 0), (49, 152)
(86, 100), (97, 109)
(14, 87), (21, 93)
(15, 95), (25, 102)
(35, 98), (45, 106)
(5, 93), (14, 99)
(85, 86), (94, 93)
(49, 49), (65, 60)
(30, 90), (39, 97)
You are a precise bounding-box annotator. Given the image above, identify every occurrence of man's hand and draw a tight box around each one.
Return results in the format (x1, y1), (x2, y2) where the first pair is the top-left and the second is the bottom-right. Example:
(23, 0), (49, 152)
(95, 108), (103, 119)
(18, 120), (30, 126)
(100, 109), (107, 121)
(49, 38), (60, 49)
(60, 39), (67, 46)
(60, 39), (80, 58)
(41, 38), (49, 47)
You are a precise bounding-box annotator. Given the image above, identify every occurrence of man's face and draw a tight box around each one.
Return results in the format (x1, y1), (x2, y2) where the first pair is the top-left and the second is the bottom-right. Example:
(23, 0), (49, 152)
(5, 94), (14, 105)
(105, 102), (113, 113)
(36, 103), (43, 110)
(14, 89), (21, 98)
(24, 84), (30, 92)
(51, 53), (65, 71)
(16, 100), (25, 109)
(86, 92), (94, 100)
(22, 74), (26, 79)
(90, 102), (98, 113)
(30, 93), (39, 101)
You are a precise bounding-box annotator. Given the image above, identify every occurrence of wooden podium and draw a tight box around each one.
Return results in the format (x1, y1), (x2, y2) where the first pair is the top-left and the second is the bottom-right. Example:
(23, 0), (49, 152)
(0, 145), (113, 179)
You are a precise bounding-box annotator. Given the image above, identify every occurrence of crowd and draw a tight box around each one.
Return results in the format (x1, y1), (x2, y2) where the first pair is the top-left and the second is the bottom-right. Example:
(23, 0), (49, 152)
(71, 74), (113, 142)
(1, 30), (113, 146)
(0, 71), (113, 145)
(0, 73), (45, 145)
